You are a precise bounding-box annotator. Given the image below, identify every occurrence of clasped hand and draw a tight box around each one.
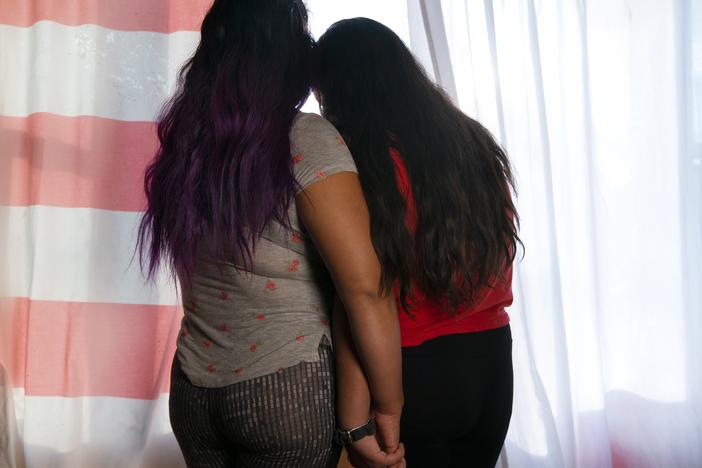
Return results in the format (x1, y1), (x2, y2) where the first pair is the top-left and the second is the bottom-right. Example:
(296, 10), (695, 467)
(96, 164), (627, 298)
(345, 411), (406, 468)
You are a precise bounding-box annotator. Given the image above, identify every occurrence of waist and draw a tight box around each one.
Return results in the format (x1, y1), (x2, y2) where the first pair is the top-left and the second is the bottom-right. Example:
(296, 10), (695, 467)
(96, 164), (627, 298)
(394, 276), (513, 347)
(183, 307), (330, 340)
(402, 323), (512, 356)
(399, 305), (510, 347)
(176, 309), (332, 387)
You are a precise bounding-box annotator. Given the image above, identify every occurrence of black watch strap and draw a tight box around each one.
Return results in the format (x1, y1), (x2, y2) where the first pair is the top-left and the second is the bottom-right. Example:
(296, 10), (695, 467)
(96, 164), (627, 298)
(334, 418), (377, 446)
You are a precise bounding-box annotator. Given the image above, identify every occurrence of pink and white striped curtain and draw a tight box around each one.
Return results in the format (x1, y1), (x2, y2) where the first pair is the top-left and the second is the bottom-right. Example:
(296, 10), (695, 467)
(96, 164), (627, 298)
(0, 2), (211, 466)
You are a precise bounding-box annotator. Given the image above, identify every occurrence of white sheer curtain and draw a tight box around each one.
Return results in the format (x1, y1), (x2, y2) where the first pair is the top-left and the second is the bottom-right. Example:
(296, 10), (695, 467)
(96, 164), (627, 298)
(408, 0), (702, 467)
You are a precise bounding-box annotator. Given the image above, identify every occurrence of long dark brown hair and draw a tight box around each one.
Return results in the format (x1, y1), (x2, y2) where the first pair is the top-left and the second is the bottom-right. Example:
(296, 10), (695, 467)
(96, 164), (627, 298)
(315, 18), (521, 313)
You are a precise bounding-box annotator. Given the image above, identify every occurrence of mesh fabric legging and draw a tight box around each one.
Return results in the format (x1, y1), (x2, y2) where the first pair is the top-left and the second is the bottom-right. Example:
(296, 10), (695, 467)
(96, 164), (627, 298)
(401, 325), (514, 467)
(169, 338), (341, 468)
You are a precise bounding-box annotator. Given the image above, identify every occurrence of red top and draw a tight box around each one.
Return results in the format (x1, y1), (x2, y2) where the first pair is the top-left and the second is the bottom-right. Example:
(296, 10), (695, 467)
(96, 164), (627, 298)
(389, 148), (512, 347)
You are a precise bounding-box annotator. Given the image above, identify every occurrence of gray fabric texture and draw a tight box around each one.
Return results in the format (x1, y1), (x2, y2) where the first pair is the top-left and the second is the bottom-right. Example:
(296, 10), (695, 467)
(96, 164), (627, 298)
(169, 337), (341, 468)
(175, 112), (357, 387)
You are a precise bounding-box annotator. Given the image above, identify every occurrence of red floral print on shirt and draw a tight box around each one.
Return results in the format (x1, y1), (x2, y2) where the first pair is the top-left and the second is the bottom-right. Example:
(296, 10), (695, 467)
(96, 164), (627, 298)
(295, 335), (305, 342)
(316, 170), (327, 178)
(218, 323), (228, 332)
(293, 153), (303, 163)
(291, 231), (302, 244)
(234, 368), (244, 375)
(288, 259), (300, 272)
(204, 339), (213, 348)
(218, 290), (229, 300)
(250, 344), (257, 352)
(256, 313), (266, 321)
(207, 364), (216, 373)
(265, 280), (277, 291)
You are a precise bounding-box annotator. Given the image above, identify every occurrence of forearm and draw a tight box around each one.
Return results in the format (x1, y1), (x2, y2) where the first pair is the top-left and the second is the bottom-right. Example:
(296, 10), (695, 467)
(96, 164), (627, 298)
(293, 171), (404, 425)
(339, 289), (403, 416)
(332, 296), (373, 429)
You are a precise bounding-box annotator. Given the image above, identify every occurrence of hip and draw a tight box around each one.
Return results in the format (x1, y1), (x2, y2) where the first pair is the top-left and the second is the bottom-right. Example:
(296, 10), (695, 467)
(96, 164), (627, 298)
(169, 337), (339, 466)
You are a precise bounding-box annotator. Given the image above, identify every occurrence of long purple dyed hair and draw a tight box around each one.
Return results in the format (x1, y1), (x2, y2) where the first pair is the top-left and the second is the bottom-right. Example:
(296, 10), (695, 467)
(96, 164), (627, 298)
(138, 0), (312, 281)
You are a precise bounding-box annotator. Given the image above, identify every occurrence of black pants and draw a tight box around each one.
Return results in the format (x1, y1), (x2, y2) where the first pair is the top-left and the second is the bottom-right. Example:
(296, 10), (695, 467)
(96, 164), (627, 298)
(401, 325), (513, 467)
(169, 338), (340, 468)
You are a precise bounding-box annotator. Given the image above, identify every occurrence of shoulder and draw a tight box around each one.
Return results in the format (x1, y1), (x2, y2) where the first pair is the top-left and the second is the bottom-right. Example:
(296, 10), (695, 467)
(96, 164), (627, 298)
(289, 112), (357, 193)
(290, 112), (341, 142)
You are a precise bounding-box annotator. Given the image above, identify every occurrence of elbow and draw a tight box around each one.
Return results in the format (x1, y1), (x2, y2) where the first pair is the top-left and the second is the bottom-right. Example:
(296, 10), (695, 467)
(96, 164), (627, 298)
(337, 278), (395, 318)
(339, 277), (384, 303)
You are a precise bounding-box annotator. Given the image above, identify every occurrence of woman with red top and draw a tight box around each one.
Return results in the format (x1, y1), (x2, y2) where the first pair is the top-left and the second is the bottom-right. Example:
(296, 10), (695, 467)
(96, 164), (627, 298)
(315, 18), (521, 467)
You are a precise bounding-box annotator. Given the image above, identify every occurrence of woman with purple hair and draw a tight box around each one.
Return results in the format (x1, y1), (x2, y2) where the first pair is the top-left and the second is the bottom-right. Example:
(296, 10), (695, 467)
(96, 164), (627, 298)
(138, 1), (404, 467)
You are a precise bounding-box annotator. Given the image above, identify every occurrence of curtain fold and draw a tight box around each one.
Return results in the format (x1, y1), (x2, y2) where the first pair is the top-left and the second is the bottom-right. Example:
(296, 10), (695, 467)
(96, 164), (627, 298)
(414, 1), (702, 467)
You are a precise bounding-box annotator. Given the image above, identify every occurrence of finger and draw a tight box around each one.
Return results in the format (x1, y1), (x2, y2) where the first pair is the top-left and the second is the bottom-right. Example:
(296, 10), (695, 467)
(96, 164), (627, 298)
(393, 443), (406, 457)
(380, 441), (399, 454)
(381, 444), (405, 466)
(349, 437), (404, 466)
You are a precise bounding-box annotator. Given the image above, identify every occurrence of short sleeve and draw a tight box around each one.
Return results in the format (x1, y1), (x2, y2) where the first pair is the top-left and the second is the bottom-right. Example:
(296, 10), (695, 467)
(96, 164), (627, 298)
(289, 112), (358, 193)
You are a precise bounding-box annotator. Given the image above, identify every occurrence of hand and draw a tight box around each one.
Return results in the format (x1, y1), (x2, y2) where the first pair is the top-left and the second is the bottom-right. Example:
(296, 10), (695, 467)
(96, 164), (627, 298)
(373, 410), (402, 455)
(346, 435), (406, 468)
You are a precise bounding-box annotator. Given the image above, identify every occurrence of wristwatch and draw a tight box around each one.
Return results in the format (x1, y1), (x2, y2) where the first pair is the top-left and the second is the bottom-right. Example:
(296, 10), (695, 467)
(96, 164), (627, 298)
(334, 418), (377, 446)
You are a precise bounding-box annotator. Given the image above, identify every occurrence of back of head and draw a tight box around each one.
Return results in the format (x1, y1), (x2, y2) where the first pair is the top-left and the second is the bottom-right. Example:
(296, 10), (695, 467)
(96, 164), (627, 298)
(315, 18), (427, 132)
(316, 18), (520, 312)
(139, 0), (312, 281)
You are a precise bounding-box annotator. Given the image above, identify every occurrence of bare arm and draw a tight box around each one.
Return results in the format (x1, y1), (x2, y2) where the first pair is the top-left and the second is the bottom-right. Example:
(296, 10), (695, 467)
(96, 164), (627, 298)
(332, 295), (404, 465)
(332, 295), (372, 429)
(297, 172), (403, 426)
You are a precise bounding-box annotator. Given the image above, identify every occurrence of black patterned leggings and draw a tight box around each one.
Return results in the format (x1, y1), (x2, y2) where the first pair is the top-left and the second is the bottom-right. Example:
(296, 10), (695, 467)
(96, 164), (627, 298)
(169, 338), (341, 468)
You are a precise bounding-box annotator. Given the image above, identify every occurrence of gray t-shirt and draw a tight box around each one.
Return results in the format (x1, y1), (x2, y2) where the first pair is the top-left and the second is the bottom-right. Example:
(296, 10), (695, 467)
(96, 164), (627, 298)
(175, 112), (357, 387)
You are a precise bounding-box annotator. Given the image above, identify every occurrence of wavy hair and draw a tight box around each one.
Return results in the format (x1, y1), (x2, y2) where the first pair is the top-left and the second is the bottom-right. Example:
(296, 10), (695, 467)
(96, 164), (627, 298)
(138, 0), (312, 282)
(315, 18), (521, 313)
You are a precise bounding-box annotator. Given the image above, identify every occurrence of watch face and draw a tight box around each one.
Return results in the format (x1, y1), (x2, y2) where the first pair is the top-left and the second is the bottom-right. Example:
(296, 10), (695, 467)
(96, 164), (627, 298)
(350, 419), (376, 442)
(336, 418), (375, 445)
